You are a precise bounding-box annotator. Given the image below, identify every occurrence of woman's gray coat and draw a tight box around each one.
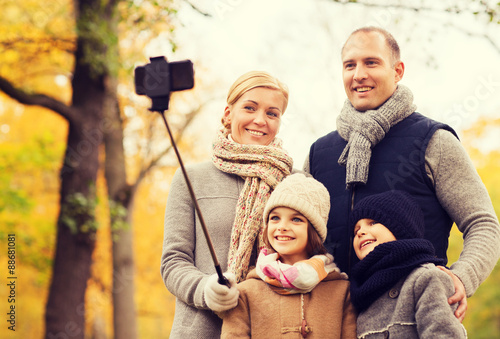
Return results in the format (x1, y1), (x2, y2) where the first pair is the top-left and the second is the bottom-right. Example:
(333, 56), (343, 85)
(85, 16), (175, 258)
(161, 161), (244, 339)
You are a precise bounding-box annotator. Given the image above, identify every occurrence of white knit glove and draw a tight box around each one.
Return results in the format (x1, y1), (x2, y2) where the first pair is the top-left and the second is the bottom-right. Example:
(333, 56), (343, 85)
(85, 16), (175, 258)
(203, 272), (239, 312)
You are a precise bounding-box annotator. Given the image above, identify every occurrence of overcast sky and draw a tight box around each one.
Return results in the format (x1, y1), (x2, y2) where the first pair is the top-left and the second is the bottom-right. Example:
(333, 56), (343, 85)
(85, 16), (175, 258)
(143, 0), (500, 166)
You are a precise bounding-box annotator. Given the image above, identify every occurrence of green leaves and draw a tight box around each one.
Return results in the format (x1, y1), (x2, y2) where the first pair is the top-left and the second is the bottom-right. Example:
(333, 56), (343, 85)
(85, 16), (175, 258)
(61, 190), (99, 234)
(109, 198), (130, 233)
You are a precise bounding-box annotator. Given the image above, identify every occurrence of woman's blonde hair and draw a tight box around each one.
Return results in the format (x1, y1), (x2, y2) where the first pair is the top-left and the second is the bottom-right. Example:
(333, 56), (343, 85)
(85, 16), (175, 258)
(222, 71), (289, 128)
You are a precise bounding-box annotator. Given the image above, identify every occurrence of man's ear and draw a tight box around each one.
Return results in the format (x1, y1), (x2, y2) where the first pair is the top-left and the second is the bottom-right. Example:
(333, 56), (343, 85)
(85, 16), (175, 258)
(394, 61), (405, 82)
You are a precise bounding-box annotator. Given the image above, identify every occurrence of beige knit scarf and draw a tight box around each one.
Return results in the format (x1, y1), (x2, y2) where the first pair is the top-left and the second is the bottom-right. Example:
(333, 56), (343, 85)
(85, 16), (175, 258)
(337, 85), (416, 188)
(212, 128), (293, 282)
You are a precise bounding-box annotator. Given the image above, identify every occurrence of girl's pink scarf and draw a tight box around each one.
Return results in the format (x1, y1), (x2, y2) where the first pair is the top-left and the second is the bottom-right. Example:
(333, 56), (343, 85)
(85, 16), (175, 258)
(255, 249), (347, 295)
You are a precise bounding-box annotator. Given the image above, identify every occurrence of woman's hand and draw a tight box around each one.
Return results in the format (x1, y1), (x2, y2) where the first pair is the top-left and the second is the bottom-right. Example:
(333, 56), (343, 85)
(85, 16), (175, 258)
(204, 272), (239, 312)
(437, 266), (467, 322)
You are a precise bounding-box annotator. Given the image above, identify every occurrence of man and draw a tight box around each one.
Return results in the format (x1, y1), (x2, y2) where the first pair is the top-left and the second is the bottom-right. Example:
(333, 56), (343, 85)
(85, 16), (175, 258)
(305, 27), (500, 321)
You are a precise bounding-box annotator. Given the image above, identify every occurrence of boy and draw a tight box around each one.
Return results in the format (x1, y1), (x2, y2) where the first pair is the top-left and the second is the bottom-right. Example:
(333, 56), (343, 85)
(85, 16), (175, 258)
(350, 190), (467, 338)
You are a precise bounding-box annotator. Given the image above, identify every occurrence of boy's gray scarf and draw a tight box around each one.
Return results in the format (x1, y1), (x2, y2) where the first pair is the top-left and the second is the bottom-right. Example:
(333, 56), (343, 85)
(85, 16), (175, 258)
(336, 85), (416, 189)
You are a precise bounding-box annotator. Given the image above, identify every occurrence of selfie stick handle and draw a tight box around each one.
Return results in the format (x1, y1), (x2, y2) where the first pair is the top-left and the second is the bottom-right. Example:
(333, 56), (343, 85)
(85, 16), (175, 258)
(160, 111), (230, 287)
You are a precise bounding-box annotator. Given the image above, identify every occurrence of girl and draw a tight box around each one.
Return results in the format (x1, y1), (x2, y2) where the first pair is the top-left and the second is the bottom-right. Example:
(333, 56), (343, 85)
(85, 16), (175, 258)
(221, 173), (357, 338)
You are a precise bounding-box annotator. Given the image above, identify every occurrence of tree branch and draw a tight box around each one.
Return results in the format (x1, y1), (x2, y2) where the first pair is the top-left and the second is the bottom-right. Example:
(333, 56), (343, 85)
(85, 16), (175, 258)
(0, 37), (76, 54)
(330, 0), (500, 54)
(447, 23), (500, 54)
(184, 0), (212, 17)
(331, 0), (426, 12)
(0, 75), (75, 121)
(329, 0), (485, 15)
(132, 103), (204, 189)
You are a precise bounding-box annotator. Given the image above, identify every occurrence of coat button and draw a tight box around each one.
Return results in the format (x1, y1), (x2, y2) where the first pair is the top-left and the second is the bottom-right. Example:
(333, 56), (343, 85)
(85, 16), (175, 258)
(388, 289), (399, 298)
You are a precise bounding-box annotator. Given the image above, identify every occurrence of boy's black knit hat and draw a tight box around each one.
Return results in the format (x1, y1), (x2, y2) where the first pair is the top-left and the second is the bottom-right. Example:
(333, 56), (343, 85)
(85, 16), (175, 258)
(350, 190), (425, 240)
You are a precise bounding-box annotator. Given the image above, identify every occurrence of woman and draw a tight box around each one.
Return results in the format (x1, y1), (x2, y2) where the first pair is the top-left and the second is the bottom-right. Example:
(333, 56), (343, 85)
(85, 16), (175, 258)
(161, 71), (294, 338)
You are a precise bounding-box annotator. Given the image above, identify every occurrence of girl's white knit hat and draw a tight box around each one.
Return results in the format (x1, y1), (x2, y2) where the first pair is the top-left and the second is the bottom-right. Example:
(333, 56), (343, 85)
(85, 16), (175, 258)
(263, 173), (330, 242)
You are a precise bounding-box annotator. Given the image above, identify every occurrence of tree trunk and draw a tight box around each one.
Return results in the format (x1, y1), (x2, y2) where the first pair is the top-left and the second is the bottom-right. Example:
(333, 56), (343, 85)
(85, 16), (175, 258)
(111, 205), (137, 339)
(44, 0), (114, 337)
(103, 74), (138, 338)
(45, 118), (102, 339)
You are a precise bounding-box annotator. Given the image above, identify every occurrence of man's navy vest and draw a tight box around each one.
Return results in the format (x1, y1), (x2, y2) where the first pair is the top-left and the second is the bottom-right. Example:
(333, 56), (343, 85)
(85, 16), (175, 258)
(309, 112), (458, 274)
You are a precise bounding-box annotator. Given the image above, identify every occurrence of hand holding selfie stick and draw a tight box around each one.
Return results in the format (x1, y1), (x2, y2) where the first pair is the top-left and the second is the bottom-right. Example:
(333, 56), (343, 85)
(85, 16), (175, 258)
(135, 57), (230, 287)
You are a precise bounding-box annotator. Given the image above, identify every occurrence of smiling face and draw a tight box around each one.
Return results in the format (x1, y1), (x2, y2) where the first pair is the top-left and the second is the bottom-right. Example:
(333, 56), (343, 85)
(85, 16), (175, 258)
(353, 218), (397, 260)
(223, 87), (285, 146)
(267, 207), (309, 265)
(342, 31), (404, 111)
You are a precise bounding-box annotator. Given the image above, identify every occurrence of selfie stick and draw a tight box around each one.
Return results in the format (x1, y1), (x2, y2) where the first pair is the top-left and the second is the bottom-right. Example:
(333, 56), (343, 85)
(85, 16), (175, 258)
(135, 56), (229, 286)
(159, 111), (230, 287)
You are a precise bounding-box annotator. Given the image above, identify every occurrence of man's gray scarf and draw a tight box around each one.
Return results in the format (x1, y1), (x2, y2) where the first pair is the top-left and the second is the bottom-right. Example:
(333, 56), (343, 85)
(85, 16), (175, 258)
(337, 85), (417, 189)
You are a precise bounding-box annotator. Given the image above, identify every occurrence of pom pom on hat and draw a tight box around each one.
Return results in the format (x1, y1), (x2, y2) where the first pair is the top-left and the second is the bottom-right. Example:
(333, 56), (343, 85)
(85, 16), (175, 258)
(350, 190), (425, 240)
(263, 173), (330, 242)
